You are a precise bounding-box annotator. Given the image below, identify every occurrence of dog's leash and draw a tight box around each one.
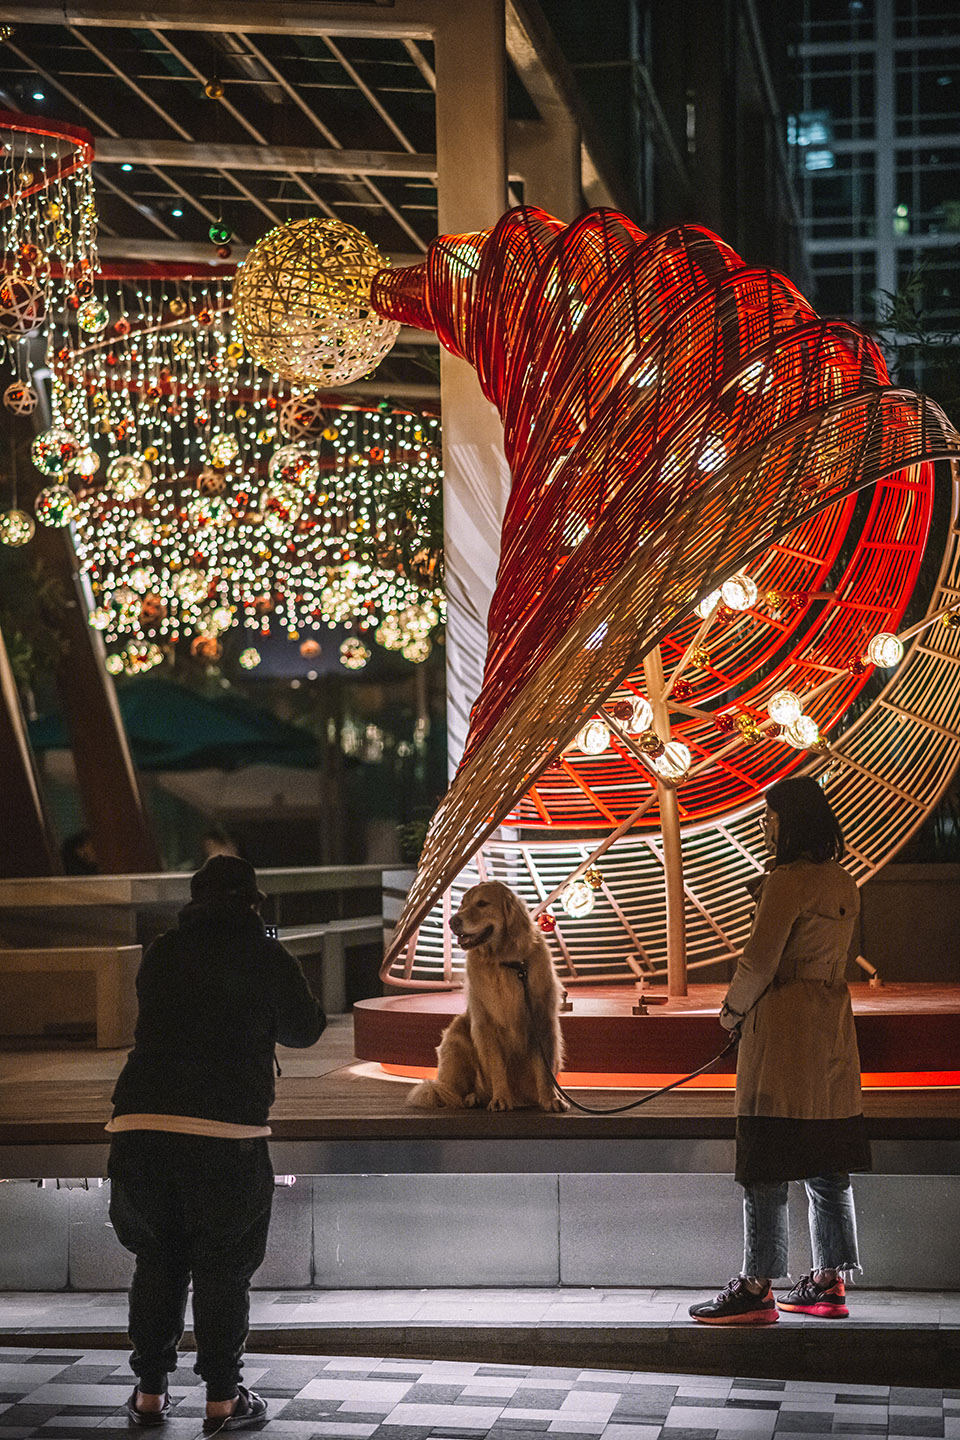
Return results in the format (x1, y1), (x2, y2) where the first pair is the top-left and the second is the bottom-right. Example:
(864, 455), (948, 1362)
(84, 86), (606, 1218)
(501, 961), (739, 1116)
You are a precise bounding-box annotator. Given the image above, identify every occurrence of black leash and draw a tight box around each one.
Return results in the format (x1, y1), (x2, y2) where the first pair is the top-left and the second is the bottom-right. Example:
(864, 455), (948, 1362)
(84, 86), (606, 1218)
(501, 960), (739, 1116)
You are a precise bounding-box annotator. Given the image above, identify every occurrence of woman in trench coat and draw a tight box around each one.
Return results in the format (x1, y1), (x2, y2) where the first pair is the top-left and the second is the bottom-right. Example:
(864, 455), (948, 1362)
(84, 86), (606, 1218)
(689, 775), (871, 1325)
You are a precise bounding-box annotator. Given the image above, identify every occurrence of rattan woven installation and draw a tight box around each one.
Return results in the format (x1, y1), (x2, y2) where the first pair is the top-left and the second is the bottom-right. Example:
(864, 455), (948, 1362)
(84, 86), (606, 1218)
(371, 207), (960, 973)
(234, 217), (400, 386)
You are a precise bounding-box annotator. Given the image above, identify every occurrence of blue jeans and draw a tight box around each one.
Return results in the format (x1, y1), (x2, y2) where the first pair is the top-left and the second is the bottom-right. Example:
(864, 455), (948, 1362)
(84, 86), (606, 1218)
(742, 1173), (860, 1280)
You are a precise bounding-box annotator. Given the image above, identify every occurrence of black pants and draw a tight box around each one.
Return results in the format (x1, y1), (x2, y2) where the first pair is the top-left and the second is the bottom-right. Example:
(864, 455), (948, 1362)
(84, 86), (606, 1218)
(108, 1131), (273, 1401)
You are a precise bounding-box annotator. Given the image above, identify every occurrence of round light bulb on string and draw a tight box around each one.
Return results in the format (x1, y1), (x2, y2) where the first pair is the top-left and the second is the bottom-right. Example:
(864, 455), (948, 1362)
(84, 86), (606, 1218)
(104, 653), (124, 675)
(126, 516), (155, 545)
(72, 448), (101, 479)
(652, 740), (692, 781)
(2, 381), (38, 415)
(695, 588), (722, 620)
(207, 431), (239, 468)
(77, 298), (109, 334)
(340, 636), (370, 670)
(865, 632), (904, 667)
(31, 427), (78, 477)
(576, 718), (610, 755)
(35, 485), (77, 527)
(128, 567), (156, 593)
(782, 714), (820, 750)
(401, 635), (432, 663)
(106, 455), (152, 500)
(267, 443), (320, 489)
(767, 689), (802, 726)
(233, 216), (400, 386)
(720, 573), (758, 611)
(561, 879), (596, 919)
(239, 647), (261, 670)
(0, 508), (35, 546)
(630, 695), (653, 732)
(87, 606), (111, 630)
(173, 567), (207, 605)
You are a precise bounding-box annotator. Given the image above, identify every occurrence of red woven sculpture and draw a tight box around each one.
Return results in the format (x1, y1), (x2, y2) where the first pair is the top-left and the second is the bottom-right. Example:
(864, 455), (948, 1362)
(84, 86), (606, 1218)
(372, 207), (960, 965)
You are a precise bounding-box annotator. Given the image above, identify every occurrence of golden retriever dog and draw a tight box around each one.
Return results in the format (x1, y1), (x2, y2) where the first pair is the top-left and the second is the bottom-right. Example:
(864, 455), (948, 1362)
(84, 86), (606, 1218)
(407, 880), (566, 1112)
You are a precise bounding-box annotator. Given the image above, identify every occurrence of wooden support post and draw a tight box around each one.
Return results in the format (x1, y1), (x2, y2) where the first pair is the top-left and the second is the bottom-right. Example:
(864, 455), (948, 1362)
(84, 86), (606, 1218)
(0, 626), (58, 876)
(643, 645), (688, 995)
(33, 527), (160, 874)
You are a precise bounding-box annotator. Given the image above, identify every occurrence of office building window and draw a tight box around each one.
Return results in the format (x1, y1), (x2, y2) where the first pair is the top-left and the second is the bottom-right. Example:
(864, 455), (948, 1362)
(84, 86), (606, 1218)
(896, 47), (960, 135)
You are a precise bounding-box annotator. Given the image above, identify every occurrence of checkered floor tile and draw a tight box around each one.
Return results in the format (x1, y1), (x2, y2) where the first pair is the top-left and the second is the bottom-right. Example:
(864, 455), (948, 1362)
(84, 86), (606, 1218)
(0, 1347), (955, 1439)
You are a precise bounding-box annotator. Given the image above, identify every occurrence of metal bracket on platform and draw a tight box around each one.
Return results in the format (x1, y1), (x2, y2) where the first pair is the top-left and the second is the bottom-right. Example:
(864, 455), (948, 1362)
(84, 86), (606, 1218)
(559, 988), (573, 1012)
(632, 980), (670, 1015)
(855, 954), (884, 988)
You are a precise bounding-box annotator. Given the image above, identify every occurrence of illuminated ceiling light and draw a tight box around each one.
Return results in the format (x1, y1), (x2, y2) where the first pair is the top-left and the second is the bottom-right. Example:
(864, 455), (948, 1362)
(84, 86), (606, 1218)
(576, 718), (610, 755)
(782, 714), (820, 749)
(865, 632), (904, 667)
(720, 573), (758, 611)
(121, 163), (133, 172)
(652, 739), (692, 781)
(767, 689), (802, 726)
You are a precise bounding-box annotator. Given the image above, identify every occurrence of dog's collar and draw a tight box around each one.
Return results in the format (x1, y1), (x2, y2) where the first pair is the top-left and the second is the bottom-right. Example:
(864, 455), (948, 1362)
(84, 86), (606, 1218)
(500, 961), (527, 980)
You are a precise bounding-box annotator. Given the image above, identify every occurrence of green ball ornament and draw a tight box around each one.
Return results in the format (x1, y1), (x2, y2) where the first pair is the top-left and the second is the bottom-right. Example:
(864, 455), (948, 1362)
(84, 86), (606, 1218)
(209, 221), (232, 246)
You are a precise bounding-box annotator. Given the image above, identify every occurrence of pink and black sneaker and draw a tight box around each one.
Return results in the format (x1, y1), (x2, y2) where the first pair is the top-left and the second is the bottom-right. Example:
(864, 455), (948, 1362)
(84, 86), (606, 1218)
(778, 1272), (849, 1317)
(689, 1277), (779, 1325)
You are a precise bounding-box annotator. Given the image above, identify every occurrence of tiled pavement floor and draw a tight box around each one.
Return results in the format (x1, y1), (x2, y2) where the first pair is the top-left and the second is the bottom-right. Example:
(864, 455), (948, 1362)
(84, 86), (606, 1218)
(0, 1346), (957, 1440)
(1, 1290), (959, 1332)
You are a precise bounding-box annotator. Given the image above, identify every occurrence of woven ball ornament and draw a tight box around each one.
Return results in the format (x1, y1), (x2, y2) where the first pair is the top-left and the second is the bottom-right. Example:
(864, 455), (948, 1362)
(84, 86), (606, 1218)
(0, 508), (35, 546)
(234, 218), (400, 387)
(2, 381), (38, 415)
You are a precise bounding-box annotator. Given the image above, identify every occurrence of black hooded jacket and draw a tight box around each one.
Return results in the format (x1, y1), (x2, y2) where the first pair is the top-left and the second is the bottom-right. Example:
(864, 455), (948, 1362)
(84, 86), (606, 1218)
(111, 898), (326, 1127)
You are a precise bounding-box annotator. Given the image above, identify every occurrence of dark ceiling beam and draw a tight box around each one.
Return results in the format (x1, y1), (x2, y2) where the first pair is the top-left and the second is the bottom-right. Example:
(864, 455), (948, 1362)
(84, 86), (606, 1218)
(96, 138), (441, 178)
(95, 236), (426, 268)
(0, 0), (443, 36)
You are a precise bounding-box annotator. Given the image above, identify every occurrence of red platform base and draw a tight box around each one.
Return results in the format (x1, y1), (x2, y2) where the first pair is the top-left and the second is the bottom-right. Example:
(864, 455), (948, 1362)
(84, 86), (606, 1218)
(353, 983), (960, 1089)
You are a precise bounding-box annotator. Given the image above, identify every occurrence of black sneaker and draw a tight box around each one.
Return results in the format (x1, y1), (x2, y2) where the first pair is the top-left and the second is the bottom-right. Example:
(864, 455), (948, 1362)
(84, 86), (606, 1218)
(125, 1388), (169, 1426)
(689, 1277), (779, 1325)
(202, 1386), (268, 1434)
(778, 1272), (849, 1317)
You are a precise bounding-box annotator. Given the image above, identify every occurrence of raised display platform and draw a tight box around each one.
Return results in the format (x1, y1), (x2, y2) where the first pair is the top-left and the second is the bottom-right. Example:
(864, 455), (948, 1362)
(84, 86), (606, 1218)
(354, 982), (960, 1087)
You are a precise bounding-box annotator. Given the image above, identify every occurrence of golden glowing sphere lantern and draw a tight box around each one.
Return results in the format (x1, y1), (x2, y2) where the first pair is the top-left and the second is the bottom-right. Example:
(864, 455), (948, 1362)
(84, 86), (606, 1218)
(233, 218), (400, 387)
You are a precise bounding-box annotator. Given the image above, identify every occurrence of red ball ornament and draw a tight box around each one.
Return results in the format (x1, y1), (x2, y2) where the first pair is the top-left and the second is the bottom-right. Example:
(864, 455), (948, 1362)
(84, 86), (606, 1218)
(18, 243), (39, 266)
(789, 592), (808, 608)
(216, 244), (231, 259)
(847, 657), (867, 675)
(537, 913), (557, 933)
(114, 317), (131, 336)
(67, 293), (80, 310)
(715, 712), (736, 733)
(76, 277), (94, 299)
(672, 678), (693, 701)
(106, 352), (118, 367)
(196, 308), (214, 327)
(607, 700), (633, 724)
(767, 722), (782, 737)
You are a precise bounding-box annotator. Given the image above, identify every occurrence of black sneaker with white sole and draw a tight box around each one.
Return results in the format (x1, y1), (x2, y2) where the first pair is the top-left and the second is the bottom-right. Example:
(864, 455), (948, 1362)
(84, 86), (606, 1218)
(202, 1386), (268, 1434)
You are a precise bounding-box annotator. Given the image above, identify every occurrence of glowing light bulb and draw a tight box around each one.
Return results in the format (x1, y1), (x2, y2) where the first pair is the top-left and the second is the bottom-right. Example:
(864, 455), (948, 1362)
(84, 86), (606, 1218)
(577, 719), (610, 755)
(865, 632), (903, 667)
(767, 689), (802, 726)
(652, 740), (692, 781)
(720, 573), (758, 611)
(630, 696), (653, 732)
(561, 879), (595, 919)
(695, 588), (722, 620)
(782, 715), (820, 749)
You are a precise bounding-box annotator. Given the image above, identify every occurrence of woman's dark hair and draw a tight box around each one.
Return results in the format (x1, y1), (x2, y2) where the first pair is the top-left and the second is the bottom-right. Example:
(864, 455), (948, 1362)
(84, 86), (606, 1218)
(765, 775), (844, 865)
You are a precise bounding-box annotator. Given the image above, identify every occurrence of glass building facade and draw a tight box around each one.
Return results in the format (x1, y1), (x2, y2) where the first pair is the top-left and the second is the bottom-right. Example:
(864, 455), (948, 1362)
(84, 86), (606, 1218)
(793, 0), (960, 330)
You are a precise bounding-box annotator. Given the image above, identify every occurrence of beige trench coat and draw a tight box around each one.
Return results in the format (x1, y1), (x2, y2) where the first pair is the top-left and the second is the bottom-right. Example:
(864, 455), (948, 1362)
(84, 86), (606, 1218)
(721, 858), (870, 1184)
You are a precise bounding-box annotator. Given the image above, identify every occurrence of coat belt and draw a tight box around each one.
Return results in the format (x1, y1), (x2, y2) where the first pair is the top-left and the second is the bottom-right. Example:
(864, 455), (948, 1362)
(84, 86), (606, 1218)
(774, 957), (844, 982)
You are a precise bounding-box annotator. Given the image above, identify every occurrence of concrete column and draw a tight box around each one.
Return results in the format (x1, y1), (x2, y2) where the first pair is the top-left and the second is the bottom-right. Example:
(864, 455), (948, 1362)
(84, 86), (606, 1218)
(508, 117), (581, 224)
(434, 0), (510, 775)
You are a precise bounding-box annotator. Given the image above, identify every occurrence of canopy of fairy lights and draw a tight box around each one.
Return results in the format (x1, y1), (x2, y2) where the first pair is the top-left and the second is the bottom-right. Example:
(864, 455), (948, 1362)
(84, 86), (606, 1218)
(368, 206), (960, 980)
(2, 256), (443, 674)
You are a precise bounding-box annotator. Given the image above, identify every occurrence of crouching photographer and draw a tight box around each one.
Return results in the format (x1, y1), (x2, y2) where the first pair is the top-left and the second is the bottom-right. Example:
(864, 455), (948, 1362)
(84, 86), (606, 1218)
(106, 855), (326, 1432)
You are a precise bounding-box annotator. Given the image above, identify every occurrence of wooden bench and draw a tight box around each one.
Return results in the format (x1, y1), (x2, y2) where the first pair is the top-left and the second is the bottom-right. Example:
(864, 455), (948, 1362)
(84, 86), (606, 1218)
(279, 917), (383, 1013)
(0, 945), (141, 1049)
